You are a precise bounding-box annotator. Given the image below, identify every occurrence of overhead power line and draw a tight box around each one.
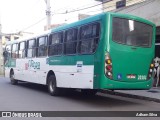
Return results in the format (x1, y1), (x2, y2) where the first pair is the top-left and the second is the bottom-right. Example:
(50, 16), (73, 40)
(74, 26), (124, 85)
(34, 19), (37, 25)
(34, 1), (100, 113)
(53, 0), (146, 15)
(20, 17), (46, 32)
(53, 1), (104, 15)
(19, 0), (149, 33)
(58, 0), (146, 17)
(79, 0), (148, 15)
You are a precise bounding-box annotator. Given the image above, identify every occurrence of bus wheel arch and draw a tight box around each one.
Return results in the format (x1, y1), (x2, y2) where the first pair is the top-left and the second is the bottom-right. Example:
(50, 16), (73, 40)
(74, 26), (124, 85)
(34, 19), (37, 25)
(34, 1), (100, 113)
(10, 68), (18, 85)
(46, 70), (60, 96)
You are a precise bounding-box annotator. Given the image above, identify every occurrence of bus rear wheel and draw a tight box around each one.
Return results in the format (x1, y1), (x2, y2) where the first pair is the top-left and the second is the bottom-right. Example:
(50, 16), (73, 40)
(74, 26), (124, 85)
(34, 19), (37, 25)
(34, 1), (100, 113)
(10, 71), (18, 85)
(48, 75), (60, 96)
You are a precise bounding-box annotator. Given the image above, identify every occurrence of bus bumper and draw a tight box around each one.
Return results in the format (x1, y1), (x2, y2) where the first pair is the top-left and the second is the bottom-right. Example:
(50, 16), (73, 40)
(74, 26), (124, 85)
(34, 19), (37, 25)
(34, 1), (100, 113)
(100, 78), (153, 90)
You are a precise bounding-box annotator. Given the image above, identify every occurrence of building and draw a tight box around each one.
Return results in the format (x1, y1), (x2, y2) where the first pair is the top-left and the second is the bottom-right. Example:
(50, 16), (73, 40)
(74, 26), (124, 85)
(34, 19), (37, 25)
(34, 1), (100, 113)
(110, 0), (160, 60)
(97, 0), (146, 11)
(99, 0), (160, 57)
(44, 23), (66, 31)
(78, 14), (91, 20)
(44, 14), (91, 31)
(98, 0), (160, 39)
(1, 31), (34, 45)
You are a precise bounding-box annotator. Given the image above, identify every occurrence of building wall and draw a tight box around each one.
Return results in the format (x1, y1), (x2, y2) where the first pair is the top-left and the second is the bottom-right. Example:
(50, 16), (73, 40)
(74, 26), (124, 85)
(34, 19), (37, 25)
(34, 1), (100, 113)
(113, 0), (160, 27)
(102, 0), (160, 34)
(1, 33), (28, 45)
(103, 0), (146, 12)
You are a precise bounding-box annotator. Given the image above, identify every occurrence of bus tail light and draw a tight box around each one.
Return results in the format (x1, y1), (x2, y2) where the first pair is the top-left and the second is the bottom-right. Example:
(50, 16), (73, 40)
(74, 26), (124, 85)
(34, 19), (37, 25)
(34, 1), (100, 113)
(105, 52), (113, 79)
(147, 61), (154, 80)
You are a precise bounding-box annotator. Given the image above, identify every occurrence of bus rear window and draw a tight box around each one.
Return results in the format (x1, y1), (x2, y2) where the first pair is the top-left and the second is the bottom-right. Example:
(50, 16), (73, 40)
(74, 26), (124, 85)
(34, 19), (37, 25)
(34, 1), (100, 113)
(112, 17), (153, 47)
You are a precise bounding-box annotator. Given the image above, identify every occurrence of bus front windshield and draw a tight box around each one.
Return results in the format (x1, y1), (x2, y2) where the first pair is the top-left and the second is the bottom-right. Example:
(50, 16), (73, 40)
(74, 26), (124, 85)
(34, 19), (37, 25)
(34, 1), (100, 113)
(112, 17), (153, 47)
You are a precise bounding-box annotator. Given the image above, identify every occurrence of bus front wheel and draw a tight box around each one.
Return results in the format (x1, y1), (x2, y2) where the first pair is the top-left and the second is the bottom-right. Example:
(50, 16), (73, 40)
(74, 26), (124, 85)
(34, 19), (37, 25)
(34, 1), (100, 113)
(10, 71), (18, 85)
(48, 75), (60, 96)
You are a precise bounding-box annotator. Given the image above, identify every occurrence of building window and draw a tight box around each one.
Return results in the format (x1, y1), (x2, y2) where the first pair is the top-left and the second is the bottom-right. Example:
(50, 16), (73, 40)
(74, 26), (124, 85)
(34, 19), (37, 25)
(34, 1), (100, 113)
(78, 22), (100, 54)
(116, 0), (126, 9)
(48, 32), (63, 56)
(64, 28), (78, 54)
(37, 36), (48, 57)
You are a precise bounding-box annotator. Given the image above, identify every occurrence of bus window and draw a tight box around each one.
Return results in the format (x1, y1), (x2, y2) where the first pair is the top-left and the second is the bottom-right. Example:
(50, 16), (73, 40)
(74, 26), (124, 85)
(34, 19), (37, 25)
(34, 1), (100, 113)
(78, 23), (100, 54)
(48, 32), (63, 56)
(5, 45), (11, 57)
(12, 43), (18, 58)
(4, 45), (11, 63)
(18, 41), (26, 58)
(64, 28), (77, 54)
(37, 36), (48, 57)
(112, 17), (152, 47)
(27, 39), (36, 58)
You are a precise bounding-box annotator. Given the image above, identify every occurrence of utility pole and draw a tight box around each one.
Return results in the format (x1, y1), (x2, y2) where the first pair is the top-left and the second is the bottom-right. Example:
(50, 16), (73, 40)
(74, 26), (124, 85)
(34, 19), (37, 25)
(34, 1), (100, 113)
(44, 0), (52, 30)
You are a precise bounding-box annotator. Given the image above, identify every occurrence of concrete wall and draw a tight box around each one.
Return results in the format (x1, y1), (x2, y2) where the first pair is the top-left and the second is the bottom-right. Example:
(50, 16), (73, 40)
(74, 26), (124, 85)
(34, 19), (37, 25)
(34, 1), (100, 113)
(103, 0), (146, 12)
(113, 0), (160, 26)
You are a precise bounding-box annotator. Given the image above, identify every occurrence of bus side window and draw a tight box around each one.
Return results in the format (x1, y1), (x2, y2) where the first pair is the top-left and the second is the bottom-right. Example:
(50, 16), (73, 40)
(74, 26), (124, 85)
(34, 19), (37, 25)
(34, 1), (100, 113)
(5, 45), (11, 57)
(37, 36), (48, 57)
(79, 22), (100, 54)
(4, 45), (11, 63)
(48, 32), (63, 56)
(12, 43), (18, 59)
(64, 28), (77, 54)
(27, 39), (36, 58)
(18, 41), (26, 58)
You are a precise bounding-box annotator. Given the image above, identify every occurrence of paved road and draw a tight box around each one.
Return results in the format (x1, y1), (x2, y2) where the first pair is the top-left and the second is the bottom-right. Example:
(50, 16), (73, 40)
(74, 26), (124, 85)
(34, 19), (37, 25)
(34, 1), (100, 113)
(0, 77), (160, 120)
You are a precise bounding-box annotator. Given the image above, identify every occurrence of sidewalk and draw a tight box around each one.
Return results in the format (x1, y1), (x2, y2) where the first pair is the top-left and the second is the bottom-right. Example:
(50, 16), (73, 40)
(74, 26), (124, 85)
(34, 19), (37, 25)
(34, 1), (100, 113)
(101, 87), (160, 103)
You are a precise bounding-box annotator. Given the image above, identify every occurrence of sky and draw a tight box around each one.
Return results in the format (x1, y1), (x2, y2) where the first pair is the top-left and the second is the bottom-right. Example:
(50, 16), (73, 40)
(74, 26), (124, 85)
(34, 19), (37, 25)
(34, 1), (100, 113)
(0, 0), (102, 35)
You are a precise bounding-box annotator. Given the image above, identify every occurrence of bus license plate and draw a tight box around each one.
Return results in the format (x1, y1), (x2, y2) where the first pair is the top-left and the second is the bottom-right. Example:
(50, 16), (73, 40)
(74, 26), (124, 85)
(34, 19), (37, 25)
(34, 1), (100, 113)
(127, 74), (136, 79)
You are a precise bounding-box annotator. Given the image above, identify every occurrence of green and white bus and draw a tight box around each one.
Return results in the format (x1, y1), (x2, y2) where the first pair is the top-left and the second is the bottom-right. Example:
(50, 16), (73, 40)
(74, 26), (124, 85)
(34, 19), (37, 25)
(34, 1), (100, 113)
(4, 12), (156, 96)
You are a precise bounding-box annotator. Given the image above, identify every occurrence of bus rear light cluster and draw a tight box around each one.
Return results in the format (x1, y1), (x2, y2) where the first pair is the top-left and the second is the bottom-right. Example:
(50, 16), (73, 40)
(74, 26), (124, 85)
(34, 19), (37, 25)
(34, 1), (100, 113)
(147, 62), (154, 80)
(105, 52), (113, 79)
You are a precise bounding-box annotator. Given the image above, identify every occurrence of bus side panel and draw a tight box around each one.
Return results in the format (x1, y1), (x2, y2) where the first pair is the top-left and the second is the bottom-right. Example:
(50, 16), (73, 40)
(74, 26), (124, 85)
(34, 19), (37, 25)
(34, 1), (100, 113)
(93, 14), (108, 89)
(48, 55), (94, 89)
(4, 58), (16, 78)
(54, 65), (94, 89)
(5, 67), (10, 78)
(13, 58), (48, 85)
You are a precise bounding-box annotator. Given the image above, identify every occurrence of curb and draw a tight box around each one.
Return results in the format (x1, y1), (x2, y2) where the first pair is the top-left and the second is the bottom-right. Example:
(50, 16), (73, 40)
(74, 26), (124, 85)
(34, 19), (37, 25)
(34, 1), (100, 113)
(100, 90), (160, 103)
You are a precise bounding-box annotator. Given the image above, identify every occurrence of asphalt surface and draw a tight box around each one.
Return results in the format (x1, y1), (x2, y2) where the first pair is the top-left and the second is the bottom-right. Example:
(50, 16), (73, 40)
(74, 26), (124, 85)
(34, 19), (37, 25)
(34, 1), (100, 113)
(0, 77), (160, 120)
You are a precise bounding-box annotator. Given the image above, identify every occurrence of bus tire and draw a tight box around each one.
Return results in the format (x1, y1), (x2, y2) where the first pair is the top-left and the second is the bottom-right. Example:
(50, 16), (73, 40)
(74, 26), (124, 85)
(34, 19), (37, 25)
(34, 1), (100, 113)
(10, 70), (18, 85)
(81, 89), (97, 96)
(48, 75), (60, 96)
